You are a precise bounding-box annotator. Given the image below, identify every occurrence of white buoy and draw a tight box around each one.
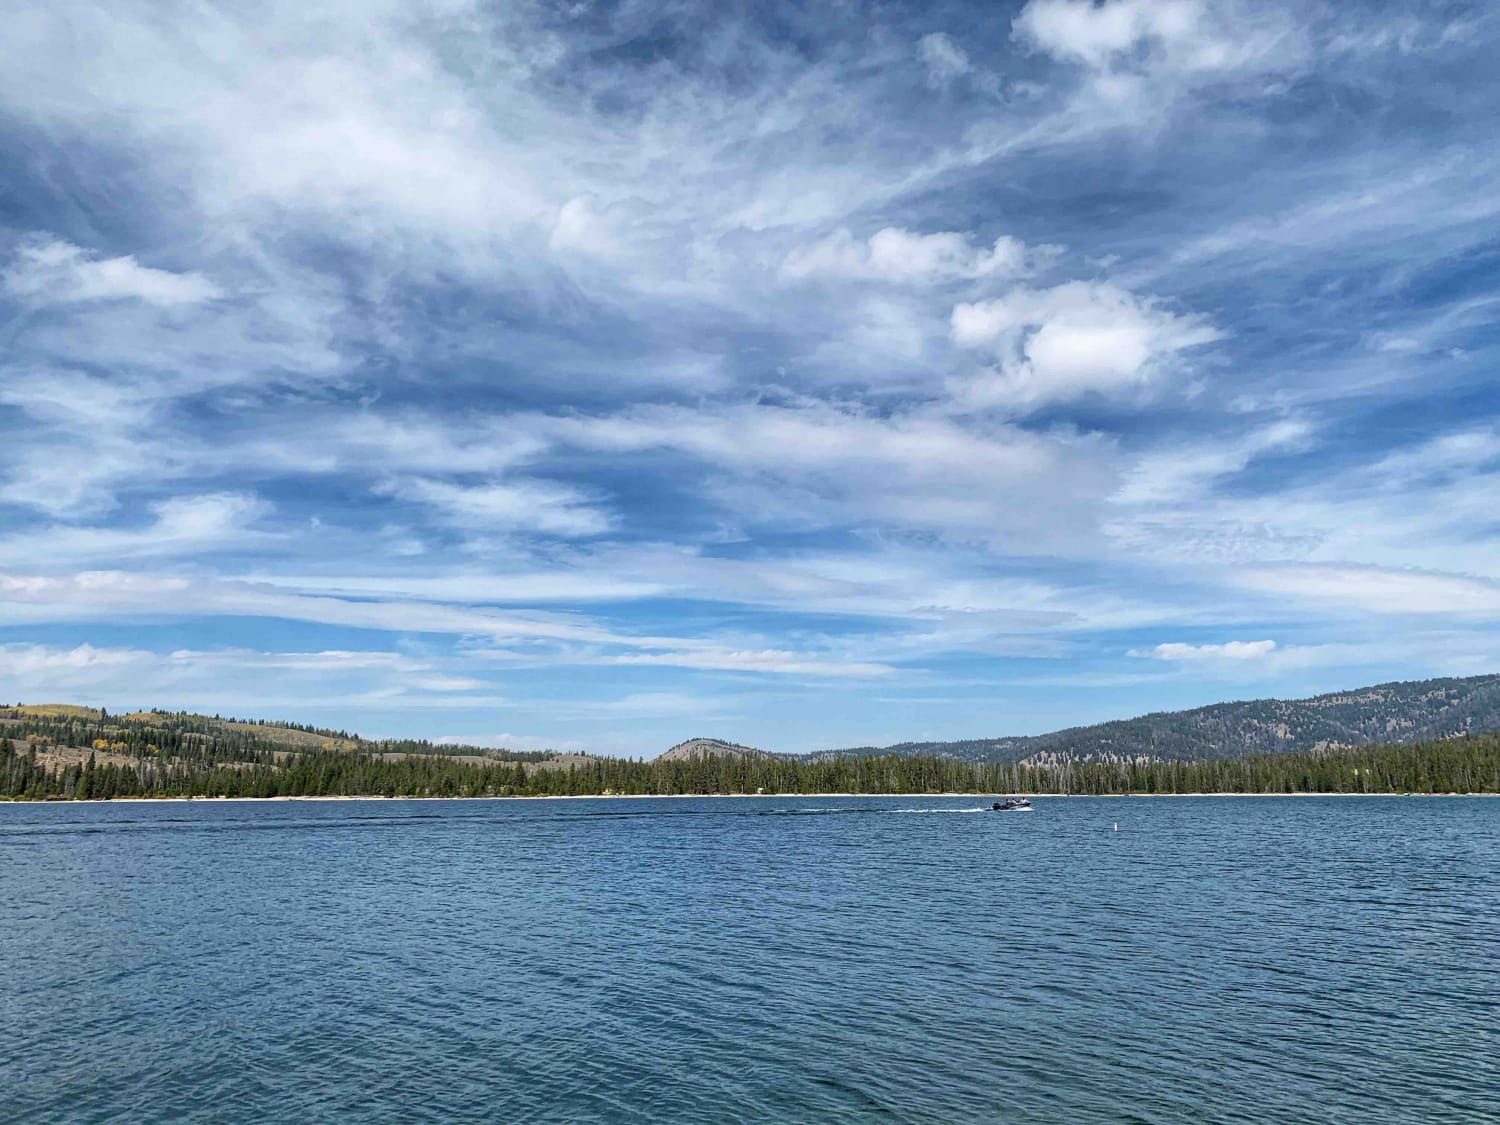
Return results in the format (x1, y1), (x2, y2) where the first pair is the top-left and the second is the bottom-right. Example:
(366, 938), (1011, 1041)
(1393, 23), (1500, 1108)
(1113, 822), (1118, 831)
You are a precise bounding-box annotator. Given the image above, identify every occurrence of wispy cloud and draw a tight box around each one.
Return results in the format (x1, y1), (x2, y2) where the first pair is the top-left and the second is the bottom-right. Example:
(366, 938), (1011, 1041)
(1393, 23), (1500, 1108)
(783, 227), (1031, 284)
(377, 477), (614, 538)
(0, 0), (1496, 748)
(0, 494), (270, 566)
(1232, 567), (1500, 618)
(918, 33), (973, 88)
(611, 649), (892, 678)
(3, 238), (222, 307)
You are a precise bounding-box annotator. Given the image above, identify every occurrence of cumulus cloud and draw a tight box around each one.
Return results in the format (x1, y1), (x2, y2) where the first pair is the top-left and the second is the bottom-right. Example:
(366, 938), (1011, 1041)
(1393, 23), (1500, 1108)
(1012, 0), (1293, 94)
(783, 227), (1030, 284)
(950, 281), (1221, 409)
(1132, 638), (1277, 661)
(1016, 0), (1205, 69)
(2, 238), (222, 307)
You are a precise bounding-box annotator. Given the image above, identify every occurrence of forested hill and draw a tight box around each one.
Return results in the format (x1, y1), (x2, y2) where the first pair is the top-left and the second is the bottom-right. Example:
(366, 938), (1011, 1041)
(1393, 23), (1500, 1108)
(813, 674), (1500, 765)
(0, 704), (563, 768)
(4, 672), (1499, 800)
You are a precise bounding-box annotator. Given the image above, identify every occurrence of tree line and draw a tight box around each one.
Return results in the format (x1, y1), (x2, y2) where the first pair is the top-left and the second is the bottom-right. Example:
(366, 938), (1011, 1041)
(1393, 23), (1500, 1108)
(4, 733), (1496, 801)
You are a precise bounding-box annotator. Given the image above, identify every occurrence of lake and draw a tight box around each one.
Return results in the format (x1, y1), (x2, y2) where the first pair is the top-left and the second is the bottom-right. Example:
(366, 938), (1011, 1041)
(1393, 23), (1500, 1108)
(2, 796), (1497, 1123)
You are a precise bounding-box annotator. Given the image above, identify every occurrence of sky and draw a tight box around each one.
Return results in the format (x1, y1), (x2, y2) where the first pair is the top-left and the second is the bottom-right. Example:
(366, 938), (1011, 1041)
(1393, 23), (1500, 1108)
(1, 0), (1497, 755)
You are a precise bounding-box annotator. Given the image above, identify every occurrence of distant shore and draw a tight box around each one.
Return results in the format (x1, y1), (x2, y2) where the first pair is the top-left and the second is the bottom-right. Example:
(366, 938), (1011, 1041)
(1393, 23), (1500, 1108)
(6, 790), (1495, 805)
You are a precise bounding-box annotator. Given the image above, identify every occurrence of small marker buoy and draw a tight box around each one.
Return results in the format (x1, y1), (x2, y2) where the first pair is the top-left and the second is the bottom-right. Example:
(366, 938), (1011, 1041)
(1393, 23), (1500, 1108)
(1113, 822), (1118, 832)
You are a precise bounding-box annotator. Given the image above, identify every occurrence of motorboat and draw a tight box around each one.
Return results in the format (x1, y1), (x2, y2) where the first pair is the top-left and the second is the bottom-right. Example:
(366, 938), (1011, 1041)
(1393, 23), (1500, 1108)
(990, 798), (1032, 811)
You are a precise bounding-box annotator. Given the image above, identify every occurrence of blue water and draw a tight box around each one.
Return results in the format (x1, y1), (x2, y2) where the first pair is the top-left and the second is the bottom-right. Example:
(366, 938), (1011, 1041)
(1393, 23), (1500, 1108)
(2, 796), (1497, 1123)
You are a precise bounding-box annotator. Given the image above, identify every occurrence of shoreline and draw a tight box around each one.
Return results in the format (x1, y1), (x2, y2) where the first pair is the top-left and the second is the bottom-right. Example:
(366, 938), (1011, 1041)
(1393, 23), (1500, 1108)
(4, 790), (1495, 805)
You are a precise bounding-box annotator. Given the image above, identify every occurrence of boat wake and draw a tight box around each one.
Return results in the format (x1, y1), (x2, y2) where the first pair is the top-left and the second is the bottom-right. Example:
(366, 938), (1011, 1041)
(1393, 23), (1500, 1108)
(757, 806), (997, 816)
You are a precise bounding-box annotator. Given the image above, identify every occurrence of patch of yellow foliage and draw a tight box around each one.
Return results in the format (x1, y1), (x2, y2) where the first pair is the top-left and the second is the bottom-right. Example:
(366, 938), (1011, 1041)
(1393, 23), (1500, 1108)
(220, 721), (356, 750)
(15, 704), (103, 719)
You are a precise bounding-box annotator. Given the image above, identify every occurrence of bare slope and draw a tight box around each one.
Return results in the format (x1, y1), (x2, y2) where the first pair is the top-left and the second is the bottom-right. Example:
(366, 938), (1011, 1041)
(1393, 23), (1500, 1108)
(656, 737), (781, 762)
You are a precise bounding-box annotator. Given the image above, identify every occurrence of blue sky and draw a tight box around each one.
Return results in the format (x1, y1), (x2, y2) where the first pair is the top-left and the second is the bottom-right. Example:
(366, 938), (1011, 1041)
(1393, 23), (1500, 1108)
(1, 0), (1497, 755)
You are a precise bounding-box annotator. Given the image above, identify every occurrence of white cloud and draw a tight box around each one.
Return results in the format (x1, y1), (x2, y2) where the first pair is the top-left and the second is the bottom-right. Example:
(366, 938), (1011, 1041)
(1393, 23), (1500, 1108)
(548, 196), (624, 258)
(378, 477), (613, 538)
(1012, 0), (1291, 90)
(0, 493), (270, 567)
(611, 648), (892, 677)
(268, 571), (666, 604)
(1368, 427), (1500, 484)
(1369, 335), (1422, 353)
(169, 648), (426, 672)
(539, 402), (1120, 549)
(783, 227), (1030, 284)
(3, 238), (222, 307)
(1133, 638), (1277, 661)
(950, 281), (1220, 409)
(918, 33), (972, 87)
(0, 570), (640, 647)
(1233, 566), (1500, 618)
(840, 295), (933, 361)
(0, 0), (1492, 730)
(0, 642), (151, 679)
(1016, 0), (1204, 70)
(0, 368), (154, 429)
(0, 569), (920, 676)
(1111, 418), (1311, 506)
(0, 643), (490, 711)
(1125, 637), (1418, 678)
(1108, 423), (1500, 572)
(263, 543), (1178, 640)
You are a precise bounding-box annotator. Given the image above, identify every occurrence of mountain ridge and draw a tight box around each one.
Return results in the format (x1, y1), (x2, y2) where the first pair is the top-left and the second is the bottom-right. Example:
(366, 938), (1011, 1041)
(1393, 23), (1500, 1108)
(9, 672), (1499, 770)
(802, 673), (1500, 765)
(6, 675), (1500, 800)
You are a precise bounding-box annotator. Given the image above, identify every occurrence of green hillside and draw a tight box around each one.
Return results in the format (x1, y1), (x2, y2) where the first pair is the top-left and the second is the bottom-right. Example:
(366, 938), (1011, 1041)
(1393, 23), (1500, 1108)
(813, 674), (1500, 764)
(4, 673), (1499, 800)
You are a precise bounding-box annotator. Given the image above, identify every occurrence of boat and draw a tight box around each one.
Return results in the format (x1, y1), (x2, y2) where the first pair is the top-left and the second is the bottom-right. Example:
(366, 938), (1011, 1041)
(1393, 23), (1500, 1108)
(990, 798), (1032, 812)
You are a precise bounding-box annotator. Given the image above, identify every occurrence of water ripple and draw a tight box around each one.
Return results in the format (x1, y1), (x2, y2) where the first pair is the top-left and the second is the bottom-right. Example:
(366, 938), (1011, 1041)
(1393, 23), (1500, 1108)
(2, 795), (1497, 1123)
